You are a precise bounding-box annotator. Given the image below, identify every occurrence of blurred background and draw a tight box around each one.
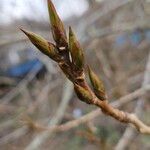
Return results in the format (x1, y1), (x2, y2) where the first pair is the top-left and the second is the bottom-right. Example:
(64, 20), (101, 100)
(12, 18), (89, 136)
(0, 0), (150, 149)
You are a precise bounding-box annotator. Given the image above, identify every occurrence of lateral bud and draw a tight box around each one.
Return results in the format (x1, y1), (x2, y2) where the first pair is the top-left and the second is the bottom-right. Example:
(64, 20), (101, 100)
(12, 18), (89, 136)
(20, 29), (59, 61)
(74, 84), (93, 104)
(88, 66), (107, 101)
(69, 27), (84, 69)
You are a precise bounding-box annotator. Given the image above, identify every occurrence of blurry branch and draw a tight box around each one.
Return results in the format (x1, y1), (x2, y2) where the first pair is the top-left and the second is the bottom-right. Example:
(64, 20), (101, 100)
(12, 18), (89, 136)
(25, 80), (73, 150)
(0, 79), (60, 145)
(22, 87), (32, 105)
(0, 77), (61, 134)
(0, 35), (27, 47)
(0, 78), (60, 134)
(0, 76), (16, 85)
(78, 0), (135, 41)
(115, 53), (150, 150)
(85, 0), (149, 39)
(23, 84), (150, 133)
(93, 42), (113, 81)
(0, 119), (16, 133)
(0, 71), (60, 144)
(0, 104), (16, 114)
(0, 127), (28, 145)
(88, 20), (150, 39)
(109, 72), (143, 97)
(47, 80), (73, 125)
(27, 78), (61, 114)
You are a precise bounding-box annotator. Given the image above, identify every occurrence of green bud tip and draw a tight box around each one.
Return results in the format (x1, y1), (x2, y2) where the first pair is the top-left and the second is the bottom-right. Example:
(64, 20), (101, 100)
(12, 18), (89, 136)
(47, 0), (67, 47)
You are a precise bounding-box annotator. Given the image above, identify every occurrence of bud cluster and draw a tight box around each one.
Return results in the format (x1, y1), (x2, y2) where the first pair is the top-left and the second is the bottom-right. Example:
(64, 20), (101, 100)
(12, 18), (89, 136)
(21, 0), (107, 104)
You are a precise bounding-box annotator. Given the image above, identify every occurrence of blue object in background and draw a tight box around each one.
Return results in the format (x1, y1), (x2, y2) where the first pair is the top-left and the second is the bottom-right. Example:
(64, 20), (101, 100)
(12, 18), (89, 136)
(7, 59), (44, 77)
(130, 31), (142, 45)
